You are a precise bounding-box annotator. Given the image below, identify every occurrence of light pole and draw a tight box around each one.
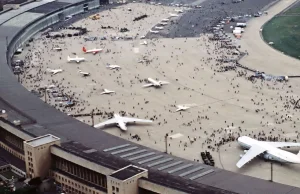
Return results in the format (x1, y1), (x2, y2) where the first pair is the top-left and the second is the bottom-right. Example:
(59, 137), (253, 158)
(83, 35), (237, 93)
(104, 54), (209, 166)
(91, 109), (94, 127)
(165, 133), (168, 153)
(44, 89), (48, 103)
(270, 162), (273, 182)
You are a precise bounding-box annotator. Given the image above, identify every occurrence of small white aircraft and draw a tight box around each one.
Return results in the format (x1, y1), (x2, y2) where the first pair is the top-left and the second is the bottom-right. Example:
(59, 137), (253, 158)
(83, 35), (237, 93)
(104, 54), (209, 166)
(150, 30), (159, 34)
(67, 56), (85, 63)
(143, 78), (169, 88)
(175, 104), (197, 112)
(140, 41), (148, 45)
(106, 63), (121, 70)
(237, 136), (300, 168)
(44, 84), (56, 89)
(161, 18), (169, 22)
(53, 47), (62, 51)
(82, 46), (102, 54)
(78, 70), (90, 77)
(159, 22), (168, 26)
(175, 9), (183, 13)
(169, 13), (179, 17)
(94, 113), (153, 131)
(155, 26), (164, 30)
(101, 89), (115, 95)
(46, 68), (63, 75)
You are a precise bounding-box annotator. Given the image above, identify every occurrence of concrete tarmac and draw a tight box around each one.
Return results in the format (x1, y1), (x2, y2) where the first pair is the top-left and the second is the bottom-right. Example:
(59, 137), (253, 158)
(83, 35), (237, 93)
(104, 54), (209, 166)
(15, 1), (300, 187)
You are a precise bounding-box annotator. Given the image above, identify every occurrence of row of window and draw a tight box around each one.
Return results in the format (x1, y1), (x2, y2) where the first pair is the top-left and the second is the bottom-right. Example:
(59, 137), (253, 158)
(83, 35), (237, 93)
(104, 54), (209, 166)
(112, 186), (119, 192)
(0, 127), (24, 151)
(54, 172), (103, 194)
(52, 155), (107, 188)
(0, 141), (24, 160)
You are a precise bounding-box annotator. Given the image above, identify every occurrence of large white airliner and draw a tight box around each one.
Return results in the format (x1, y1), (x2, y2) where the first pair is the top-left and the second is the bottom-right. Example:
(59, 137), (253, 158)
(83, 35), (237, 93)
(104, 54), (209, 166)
(67, 56), (85, 63)
(46, 68), (63, 75)
(94, 113), (153, 131)
(143, 78), (169, 88)
(82, 47), (102, 54)
(237, 136), (300, 168)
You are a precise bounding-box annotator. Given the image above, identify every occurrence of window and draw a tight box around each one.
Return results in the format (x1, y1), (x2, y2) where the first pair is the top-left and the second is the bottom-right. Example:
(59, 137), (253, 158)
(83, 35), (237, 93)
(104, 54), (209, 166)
(116, 187), (119, 192)
(112, 186), (115, 191)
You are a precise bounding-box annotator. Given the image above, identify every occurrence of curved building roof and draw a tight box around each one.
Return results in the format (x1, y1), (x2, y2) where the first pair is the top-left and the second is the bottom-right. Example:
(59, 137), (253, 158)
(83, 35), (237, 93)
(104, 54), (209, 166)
(0, 1), (299, 194)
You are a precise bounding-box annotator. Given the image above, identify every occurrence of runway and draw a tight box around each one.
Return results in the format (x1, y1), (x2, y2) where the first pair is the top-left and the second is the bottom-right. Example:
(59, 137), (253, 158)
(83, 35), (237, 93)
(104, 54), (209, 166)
(14, 0), (300, 187)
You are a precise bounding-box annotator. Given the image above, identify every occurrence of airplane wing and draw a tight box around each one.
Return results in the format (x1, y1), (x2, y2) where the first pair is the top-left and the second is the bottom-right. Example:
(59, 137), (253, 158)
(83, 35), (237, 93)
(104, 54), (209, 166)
(265, 142), (300, 148)
(94, 118), (117, 128)
(143, 84), (154, 87)
(160, 81), (169, 85)
(121, 117), (153, 124)
(236, 144), (267, 168)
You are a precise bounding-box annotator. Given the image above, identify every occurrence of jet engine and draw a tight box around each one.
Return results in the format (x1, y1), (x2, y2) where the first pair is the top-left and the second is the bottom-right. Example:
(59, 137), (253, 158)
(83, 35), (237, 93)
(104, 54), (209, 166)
(240, 150), (248, 158)
(263, 153), (273, 160)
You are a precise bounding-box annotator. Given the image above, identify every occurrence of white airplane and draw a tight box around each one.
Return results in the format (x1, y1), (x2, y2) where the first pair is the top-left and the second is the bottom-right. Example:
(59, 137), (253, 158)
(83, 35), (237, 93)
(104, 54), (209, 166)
(169, 13), (179, 17)
(159, 22), (168, 26)
(143, 78), (169, 88)
(237, 136), (300, 168)
(150, 30), (159, 34)
(67, 56), (85, 63)
(161, 18), (169, 22)
(43, 84), (56, 89)
(101, 89), (115, 95)
(175, 9), (183, 13)
(106, 63), (121, 70)
(82, 46), (102, 54)
(94, 113), (153, 131)
(175, 104), (197, 112)
(78, 70), (90, 77)
(140, 41), (148, 45)
(155, 26), (164, 30)
(53, 47), (62, 51)
(46, 68), (63, 75)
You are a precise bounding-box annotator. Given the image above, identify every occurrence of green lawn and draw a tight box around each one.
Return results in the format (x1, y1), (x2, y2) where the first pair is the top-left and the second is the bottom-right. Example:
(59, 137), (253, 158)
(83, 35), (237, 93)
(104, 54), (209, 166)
(262, 6), (300, 59)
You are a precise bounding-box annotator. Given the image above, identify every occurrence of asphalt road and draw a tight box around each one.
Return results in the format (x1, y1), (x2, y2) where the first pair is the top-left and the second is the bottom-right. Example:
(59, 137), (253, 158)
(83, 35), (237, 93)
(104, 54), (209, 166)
(164, 0), (278, 37)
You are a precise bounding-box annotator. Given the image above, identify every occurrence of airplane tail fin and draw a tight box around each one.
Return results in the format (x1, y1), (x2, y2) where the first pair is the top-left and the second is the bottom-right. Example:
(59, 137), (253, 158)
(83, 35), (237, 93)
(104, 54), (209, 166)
(297, 150), (300, 156)
(82, 47), (86, 52)
(67, 56), (70, 62)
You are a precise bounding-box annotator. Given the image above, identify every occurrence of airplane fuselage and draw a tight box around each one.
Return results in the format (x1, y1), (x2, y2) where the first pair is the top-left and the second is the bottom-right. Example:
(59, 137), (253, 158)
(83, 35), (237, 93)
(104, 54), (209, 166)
(115, 114), (127, 131)
(148, 78), (162, 87)
(238, 136), (300, 163)
(68, 56), (85, 63)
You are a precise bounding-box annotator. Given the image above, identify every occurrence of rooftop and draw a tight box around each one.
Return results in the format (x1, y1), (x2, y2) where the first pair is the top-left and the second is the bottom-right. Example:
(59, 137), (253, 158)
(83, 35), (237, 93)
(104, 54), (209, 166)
(110, 165), (146, 181)
(25, 134), (60, 147)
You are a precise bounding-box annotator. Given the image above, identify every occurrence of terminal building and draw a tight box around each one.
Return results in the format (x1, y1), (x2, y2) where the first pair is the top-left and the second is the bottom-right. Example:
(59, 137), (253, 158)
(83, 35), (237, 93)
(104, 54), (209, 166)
(0, 0), (300, 194)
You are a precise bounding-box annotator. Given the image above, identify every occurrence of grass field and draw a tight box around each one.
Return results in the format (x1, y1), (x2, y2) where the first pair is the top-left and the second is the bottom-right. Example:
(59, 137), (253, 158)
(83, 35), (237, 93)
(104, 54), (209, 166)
(262, 4), (300, 59)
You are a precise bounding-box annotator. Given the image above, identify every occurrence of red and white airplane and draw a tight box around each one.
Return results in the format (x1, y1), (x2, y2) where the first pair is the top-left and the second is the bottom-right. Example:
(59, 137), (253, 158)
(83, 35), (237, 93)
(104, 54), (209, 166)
(82, 47), (102, 54)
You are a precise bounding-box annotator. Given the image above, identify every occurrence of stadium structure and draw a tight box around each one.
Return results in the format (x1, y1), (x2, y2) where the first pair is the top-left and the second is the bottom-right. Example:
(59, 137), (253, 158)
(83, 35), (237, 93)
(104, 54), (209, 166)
(0, 0), (300, 194)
